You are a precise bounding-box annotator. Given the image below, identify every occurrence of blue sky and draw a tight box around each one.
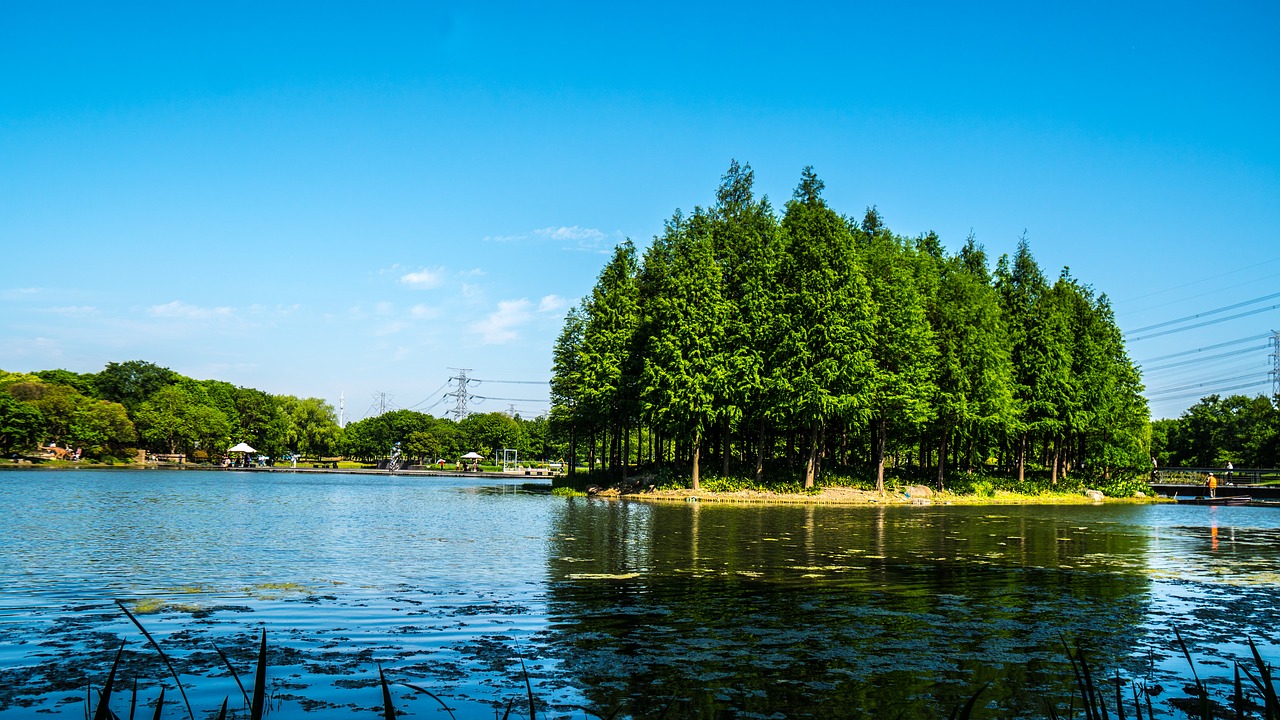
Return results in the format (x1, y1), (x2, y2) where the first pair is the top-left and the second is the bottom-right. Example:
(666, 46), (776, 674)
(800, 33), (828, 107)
(2, 2), (1277, 421)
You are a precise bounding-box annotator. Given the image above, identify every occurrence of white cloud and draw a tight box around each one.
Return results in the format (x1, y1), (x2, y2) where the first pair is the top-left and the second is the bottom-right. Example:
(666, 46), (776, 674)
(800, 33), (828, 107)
(410, 304), (439, 319)
(538, 294), (567, 313)
(482, 234), (526, 243)
(44, 305), (97, 316)
(149, 300), (233, 320)
(535, 225), (606, 242)
(475, 298), (533, 345)
(400, 267), (445, 289)
(459, 268), (486, 277)
(3, 287), (42, 299)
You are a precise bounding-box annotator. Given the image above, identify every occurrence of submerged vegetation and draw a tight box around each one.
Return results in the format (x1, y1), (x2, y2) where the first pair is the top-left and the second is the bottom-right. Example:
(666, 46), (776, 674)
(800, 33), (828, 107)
(81, 603), (1279, 720)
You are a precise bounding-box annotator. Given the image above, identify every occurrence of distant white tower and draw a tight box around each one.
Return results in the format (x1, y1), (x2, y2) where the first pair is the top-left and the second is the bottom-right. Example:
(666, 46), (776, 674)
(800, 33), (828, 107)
(339, 391), (346, 428)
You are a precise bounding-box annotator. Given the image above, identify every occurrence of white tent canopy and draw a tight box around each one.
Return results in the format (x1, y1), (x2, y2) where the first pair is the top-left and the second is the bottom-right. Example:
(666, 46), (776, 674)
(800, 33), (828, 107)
(460, 451), (484, 459)
(228, 442), (257, 453)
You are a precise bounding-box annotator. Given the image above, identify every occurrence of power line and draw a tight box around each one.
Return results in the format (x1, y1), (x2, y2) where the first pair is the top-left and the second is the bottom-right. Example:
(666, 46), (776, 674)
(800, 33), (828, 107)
(1125, 291), (1280, 336)
(473, 378), (550, 385)
(1146, 379), (1273, 404)
(471, 395), (550, 403)
(1140, 345), (1270, 374)
(1127, 303), (1280, 342)
(1116, 255), (1280, 306)
(405, 380), (452, 410)
(1145, 371), (1271, 397)
(1136, 333), (1275, 364)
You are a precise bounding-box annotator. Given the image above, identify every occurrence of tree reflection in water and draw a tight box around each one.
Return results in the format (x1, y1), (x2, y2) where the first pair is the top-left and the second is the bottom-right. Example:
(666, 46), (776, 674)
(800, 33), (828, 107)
(543, 500), (1154, 719)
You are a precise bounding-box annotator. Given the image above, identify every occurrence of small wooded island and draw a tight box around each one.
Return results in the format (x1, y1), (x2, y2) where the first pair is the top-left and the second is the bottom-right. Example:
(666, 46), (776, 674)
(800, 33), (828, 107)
(2, 164), (1277, 503)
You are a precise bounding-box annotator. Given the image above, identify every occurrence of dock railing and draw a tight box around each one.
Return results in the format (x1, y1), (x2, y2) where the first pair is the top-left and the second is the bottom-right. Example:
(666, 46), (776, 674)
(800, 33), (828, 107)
(1154, 466), (1279, 485)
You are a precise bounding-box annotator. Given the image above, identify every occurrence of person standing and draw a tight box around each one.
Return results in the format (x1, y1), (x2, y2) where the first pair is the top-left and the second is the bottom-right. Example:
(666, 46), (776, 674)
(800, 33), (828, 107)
(1207, 473), (1218, 499)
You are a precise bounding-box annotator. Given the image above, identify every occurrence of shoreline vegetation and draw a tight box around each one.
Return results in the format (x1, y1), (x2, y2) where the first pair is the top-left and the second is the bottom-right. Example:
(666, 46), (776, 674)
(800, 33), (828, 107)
(2, 166), (1277, 488)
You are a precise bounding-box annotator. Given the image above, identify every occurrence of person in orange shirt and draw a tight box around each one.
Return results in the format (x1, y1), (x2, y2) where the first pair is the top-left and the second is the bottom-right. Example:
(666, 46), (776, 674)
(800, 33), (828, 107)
(1207, 473), (1218, 499)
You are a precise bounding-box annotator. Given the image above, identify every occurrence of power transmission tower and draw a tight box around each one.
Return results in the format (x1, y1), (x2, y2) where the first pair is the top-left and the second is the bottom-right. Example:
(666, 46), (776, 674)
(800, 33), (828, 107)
(1270, 331), (1280, 397)
(446, 368), (475, 420)
(370, 392), (392, 417)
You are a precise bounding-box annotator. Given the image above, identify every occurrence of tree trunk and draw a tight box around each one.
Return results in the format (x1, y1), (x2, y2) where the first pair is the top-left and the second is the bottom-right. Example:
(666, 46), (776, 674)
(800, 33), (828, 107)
(755, 416), (766, 484)
(722, 416), (731, 478)
(1017, 433), (1026, 484)
(937, 428), (948, 491)
(568, 425), (577, 478)
(1050, 436), (1059, 485)
(691, 432), (701, 491)
(622, 423), (630, 482)
(804, 421), (821, 489)
(873, 417), (888, 493)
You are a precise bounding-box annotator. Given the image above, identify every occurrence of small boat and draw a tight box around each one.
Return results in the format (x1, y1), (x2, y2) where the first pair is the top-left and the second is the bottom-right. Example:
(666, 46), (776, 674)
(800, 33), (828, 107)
(1174, 495), (1252, 506)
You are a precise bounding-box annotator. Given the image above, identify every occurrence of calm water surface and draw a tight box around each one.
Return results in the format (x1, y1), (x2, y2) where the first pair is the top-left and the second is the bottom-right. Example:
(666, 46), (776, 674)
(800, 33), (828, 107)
(0, 469), (1277, 719)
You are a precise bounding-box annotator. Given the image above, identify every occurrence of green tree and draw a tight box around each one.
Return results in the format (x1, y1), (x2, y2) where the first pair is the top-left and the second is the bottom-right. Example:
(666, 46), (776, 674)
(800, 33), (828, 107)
(68, 400), (136, 457)
(0, 393), (43, 454)
(862, 227), (938, 492)
(577, 240), (640, 478)
(459, 411), (524, 458)
(929, 250), (1015, 488)
(550, 304), (587, 473)
(710, 160), (782, 481)
(640, 210), (729, 489)
(774, 168), (874, 488)
(94, 360), (178, 412)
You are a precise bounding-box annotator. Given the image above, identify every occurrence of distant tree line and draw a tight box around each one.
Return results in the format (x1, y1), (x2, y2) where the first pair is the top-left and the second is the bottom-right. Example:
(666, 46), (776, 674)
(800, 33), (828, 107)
(1152, 394), (1280, 468)
(550, 162), (1151, 490)
(0, 360), (552, 464)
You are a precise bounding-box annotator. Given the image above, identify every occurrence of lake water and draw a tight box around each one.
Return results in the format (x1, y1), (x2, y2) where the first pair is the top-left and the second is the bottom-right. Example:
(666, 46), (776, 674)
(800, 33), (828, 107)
(0, 469), (1277, 719)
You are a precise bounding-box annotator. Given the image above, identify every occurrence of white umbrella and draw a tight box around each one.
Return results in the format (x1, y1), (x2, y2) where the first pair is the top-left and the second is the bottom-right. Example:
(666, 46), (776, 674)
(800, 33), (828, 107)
(460, 451), (484, 459)
(228, 442), (257, 453)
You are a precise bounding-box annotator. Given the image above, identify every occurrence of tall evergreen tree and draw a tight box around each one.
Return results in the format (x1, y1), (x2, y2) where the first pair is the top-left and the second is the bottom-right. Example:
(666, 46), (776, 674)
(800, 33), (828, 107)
(775, 168), (874, 488)
(640, 211), (729, 489)
(577, 240), (641, 478)
(862, 229), (939, 492)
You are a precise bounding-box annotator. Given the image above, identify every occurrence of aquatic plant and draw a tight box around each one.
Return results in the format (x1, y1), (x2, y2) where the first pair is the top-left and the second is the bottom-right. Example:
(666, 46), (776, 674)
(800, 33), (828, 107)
(83, 605), (1279, 720)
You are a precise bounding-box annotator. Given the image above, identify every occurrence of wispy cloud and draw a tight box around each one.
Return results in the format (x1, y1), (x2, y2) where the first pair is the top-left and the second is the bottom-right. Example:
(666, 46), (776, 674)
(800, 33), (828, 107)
(400, 267), (446, 289)
(2, 287), (42, 299)
(410, 303), (439, 319)
(475, 299), (533, 344)
(482, 233), (526, 242)
(43, 305), (98, 316)
(538, 294), (567, 313)
(149, 300), (233, 320)
(535, 225), (606, 242)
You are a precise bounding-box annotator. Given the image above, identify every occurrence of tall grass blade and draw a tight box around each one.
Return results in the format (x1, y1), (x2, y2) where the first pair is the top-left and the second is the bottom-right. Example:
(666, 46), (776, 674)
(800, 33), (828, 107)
(1077, 646), (1105, 720)
(1115, 671), (1125, 720)
(115, 600), (194, 720)
(149, 688), (165, 720)
(1043, 697), (1060, 720)
(1235, 663), (1244, 720)
(1173, 627), (1210, 720)
(951, 682), (989, 720)
(211, 640), (250, 709)
(93, 640), (127, 720)
(1132, 683), (1144, 720)
(519, 655), (536, 720)
(399, 682), (458, 720)
(215, 697), (228, 720)
(1248, 636), (1279, 719)
(378, 665), (395, 720)
(128, 677), (138, 720)
(1061, 637), (1092, 720)
(500, 697), (515, 720)
(250, 628), (267, 720)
